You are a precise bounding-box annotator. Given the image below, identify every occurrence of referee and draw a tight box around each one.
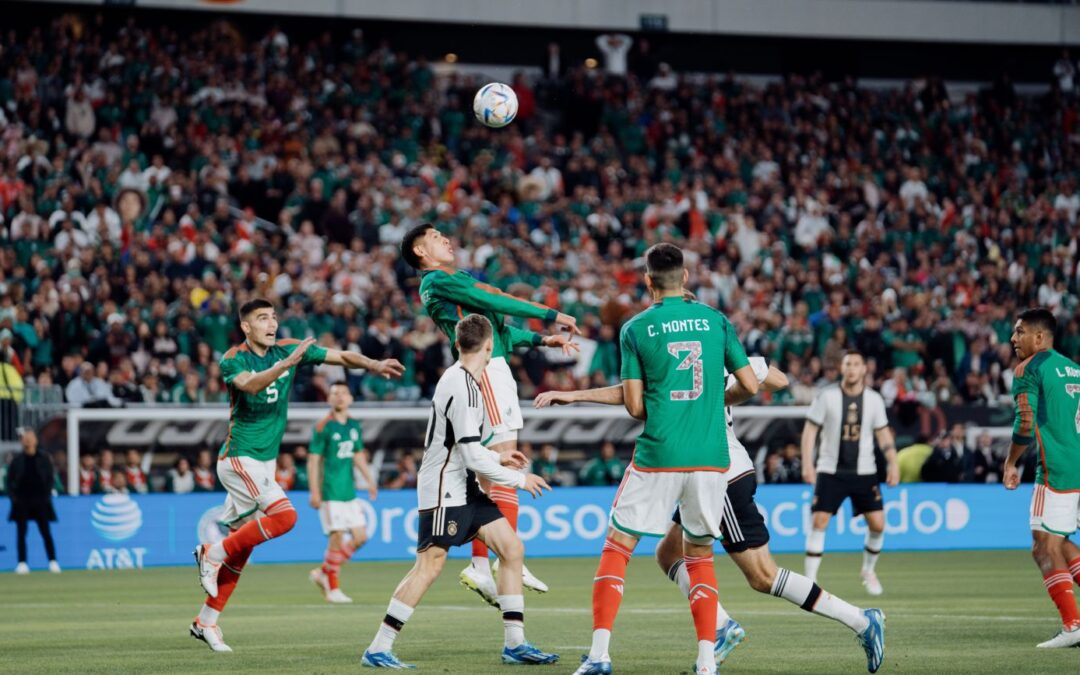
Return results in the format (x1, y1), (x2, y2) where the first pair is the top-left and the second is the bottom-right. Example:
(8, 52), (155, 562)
(800, 351), (898, 596)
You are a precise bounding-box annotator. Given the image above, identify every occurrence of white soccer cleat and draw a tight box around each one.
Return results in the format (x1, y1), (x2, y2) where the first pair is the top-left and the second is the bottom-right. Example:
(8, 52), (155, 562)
(861, 570), (883, 596)
(14, 562), (29, 575)
(492, 559), (550, 594)
(1036, 624), (1080, 648)
(190, 619), (233, 652)
(459, 563), (500, 608)
(48, 560), (61, 574)
(195, 544), (221, 598)
(326, 589), (353, 604)
(309, 568), (331, 599)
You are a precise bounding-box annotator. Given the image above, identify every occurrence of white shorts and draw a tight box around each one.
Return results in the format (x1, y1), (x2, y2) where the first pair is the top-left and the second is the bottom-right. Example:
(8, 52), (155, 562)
(609, 466), (728, 542)
(217, 455), (289, 529)
(319, 499), (367, 535)
(1030, 484), (1080, 536)
(479, 356), (522, 437)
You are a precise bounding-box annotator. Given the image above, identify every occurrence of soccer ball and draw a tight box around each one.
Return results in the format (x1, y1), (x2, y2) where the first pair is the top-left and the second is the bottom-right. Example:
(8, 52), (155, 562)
(473, 82), (518, 128)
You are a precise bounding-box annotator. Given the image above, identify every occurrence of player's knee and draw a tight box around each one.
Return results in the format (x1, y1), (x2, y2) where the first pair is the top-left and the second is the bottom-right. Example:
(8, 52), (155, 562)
(352, 529), (368, 547)
(275, 508), (298, 534)
(497, 535), (524, 563)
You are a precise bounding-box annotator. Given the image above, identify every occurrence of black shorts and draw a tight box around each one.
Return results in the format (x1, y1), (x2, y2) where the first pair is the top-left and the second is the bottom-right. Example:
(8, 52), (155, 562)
(672, 471), (769, 554)
(417, 494), (504, 552)
(812, 473), (883, 516)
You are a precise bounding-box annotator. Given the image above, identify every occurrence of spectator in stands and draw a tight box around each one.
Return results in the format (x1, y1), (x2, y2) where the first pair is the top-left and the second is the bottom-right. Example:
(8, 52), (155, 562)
(963, 431), (1000, 484)
(97, 449), (116, 491)
(921, 424), (967, 483)
(384, 453), (418, 489)
(167, 457), (195, 494)
(293, 446), (310, 491)
(765, 442), (802, 484)
(275, 452), (297, 490)
(109, 471), (129, 495)
(8, 429), (59, 574)
(579, 441), (625, 487)
(595, 33), (632, 77)
(532, 443), (562, 487)
(79, 453), (98, 495)
(65, 362), (117, 408)
(124, 449), (150, 494)
(193, 448), (218, 492)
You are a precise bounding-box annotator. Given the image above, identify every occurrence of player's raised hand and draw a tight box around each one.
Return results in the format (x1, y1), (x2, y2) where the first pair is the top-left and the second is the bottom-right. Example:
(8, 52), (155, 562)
(555, 312), (582, 335)
(802, 465), (816, 485)
(1002, 461), (1020, 490)
(283, 337), (317, 367)
(499, 449), (529, 469)
(534, 391), (576, 408)
(522, 473), (552, 498)
(372, 358), (406, 380)
(542, 333), (580, 356)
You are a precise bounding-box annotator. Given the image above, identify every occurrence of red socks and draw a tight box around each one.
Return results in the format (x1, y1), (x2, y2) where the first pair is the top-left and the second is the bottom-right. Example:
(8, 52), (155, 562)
(1043, 569), (1080, 628)
(592, 537), (632, 631)
(473, 486), (519, 558)
(206, 547), (252, 612)
(685, 555), (719, 641)
(222, 499), (298, 558)
(1069, 557), (1080, 586)
(322, 540), (359, 591)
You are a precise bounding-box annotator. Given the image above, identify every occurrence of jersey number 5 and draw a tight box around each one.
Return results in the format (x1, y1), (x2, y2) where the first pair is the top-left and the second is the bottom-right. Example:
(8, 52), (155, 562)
(668, 341), (703, 401)
(266, 382), (279, 403)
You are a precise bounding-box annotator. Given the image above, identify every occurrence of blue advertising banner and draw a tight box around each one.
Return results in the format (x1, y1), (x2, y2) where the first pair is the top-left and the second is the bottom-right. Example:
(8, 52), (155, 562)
(0, 484), (1033, 571)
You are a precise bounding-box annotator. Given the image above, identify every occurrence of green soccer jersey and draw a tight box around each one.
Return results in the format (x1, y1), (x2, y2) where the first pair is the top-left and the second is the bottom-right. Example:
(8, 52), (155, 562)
(219, 339), (328, 461)
(619, 297), (750, 471)
(1012, 349), (1080, 491)
(310, 415), (363, 502)
(419, 266), (556, 360)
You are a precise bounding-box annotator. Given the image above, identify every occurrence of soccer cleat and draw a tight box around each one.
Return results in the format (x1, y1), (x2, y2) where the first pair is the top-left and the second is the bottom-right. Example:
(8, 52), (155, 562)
(501, 642), (560, 665)
(572, 655), (612, 675)
(694, 663), (718, 675)
(310, 567), (331, 598)
(715, 618), (746, 664)
(860, 570), (883, 596)
(189, 619), (233, 652)
(459, 563), (500, 608)
(194, 544), (221, 598)
(856, 608), (885, 673)
(1036, 623), (1080, 648)
(361, 650), (417, 669)
(493, 559), (550, 594)
(14, 562), (29, 575)
(48, 560), (62, 574)
(326, 589), (353, 604)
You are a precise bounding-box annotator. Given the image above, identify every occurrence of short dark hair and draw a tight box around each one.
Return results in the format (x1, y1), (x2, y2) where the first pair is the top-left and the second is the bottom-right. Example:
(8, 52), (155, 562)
(456, 314), (493, 354)
(842, 349), (865, 362)
(401, 223), (436, 270)
(645, 243), (684, 291)
(1018, 307), (1057, 335)
(239, 298), (274, 320)
(329, 380), (349, 391)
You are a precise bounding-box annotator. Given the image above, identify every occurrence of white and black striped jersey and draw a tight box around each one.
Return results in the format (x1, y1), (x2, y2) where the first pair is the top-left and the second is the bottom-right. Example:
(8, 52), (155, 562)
(724, 356), (771, 478)
(806, 383), (889, 476)
(417, 362), (526, 511)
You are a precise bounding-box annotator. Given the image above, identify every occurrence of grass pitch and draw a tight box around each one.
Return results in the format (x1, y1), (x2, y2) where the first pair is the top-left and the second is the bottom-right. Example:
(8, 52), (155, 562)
(0, 550), (1076, 674)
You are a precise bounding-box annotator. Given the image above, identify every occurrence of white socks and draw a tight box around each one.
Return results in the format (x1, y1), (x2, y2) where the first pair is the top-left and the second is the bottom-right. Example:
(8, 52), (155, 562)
(669, 559), (730, 625)
(770, 568), (869, 634)
(697, 639), (714, 670)
(588, 628), (611, 661)
(198, 604), (220, 626)
(863, 531), (884, 573)
(369, 598), (414, 653)
(804, 528), (826, 582)
(472, 556), (492, 575)
(499, 594), (525, 648)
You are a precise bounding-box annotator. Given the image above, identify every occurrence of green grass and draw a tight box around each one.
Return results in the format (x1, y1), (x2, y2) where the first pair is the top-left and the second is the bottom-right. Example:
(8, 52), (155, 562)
(0, 550), (1076, 673)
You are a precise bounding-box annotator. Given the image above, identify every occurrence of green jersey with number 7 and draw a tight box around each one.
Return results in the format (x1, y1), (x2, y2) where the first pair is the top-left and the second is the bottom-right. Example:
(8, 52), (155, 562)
(219, 339), (329, 461)
(619, 296), (750, 471)
(1012, 349), (1080, 491)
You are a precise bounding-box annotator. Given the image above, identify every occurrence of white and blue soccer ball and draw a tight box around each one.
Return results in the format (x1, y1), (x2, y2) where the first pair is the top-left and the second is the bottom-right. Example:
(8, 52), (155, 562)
(473, 82), (518, 128)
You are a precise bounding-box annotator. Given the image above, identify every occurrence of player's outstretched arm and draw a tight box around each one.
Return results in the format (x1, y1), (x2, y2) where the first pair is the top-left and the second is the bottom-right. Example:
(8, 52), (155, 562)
(725, 361), (787, 407)
(230, 337), (316, 394)
(436, 272), (581, 334)
(459, 441), (532, 490)
(322, 348), (405, 380)
(535, 384), (624, 408)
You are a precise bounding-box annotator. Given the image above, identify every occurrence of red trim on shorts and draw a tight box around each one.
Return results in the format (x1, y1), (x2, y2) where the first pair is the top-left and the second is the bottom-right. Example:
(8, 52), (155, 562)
(231, 457), (260, 497)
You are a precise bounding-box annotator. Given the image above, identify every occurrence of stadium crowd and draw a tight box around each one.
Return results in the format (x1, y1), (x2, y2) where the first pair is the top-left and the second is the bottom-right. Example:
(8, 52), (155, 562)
(0, 15), (1078, 460)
